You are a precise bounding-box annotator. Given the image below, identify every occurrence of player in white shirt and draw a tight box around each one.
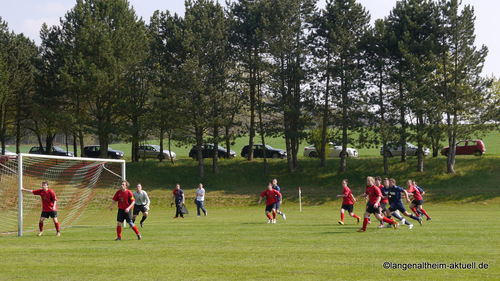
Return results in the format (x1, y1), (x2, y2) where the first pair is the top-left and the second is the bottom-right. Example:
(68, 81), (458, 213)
(132, 183), (150, 228)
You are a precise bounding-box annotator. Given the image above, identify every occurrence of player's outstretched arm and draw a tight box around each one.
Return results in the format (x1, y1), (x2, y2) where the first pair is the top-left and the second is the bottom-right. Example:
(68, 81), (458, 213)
(21, 187), (33, 193)
(351, 193), (358, 202)
(403, 190), (411, 203)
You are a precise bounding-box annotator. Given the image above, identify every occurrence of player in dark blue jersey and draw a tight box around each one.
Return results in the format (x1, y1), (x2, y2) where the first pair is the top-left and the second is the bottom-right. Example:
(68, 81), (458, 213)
(272, 178), (286, 220)
(378, 178), (394, 228)
(386, 179), (422, 228)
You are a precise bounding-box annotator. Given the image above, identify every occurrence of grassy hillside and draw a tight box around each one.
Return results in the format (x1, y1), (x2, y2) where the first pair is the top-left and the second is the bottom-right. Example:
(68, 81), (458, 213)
(15, 130), (500, 207)
(124, 155), (500, 207)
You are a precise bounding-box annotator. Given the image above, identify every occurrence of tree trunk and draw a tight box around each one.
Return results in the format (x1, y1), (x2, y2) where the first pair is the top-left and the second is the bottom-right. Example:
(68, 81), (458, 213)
(257, 71), (268, 175)
(399, 79), (407, 163)
(195, 126), (204, 178)
(212, 125), (219, 175)
(340, 71), (347, 173)
(446, 111), (457, 173)
(15, 119), (21, 154)
(73, 132), (78, 157)
(225, 126), (232, 159)
(417, 114), (424, 172)
(159, 129), (164, 163)
(78, 130), (84, 158)
(320, 59), (330, 168)
(248, 49), (256, 161)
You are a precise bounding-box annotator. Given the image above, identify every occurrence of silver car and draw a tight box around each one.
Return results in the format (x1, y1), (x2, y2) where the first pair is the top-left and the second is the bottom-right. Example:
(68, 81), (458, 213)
(380, 142), (430, 157)
(303, 143), (358, 158)
(138, 145), (176, 160)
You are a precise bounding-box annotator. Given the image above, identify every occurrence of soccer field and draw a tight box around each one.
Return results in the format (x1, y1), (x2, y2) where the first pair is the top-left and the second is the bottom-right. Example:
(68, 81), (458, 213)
(1, 204), (498, 280)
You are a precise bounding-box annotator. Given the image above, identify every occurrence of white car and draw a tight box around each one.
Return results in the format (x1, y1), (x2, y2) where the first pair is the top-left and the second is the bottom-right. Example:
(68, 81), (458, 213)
(138, 144), (176, 160)
(0, 148), (17, 160)
(303, 143), (358, 158)
(380, 142), (430, 157)
(0, 148), (16, 156)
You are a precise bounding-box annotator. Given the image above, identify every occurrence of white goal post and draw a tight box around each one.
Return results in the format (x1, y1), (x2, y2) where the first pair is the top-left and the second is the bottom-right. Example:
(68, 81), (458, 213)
(3, 153), (126, 236)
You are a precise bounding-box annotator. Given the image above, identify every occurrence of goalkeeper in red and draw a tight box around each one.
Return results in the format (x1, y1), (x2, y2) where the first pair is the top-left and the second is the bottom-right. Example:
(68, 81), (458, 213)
(258, 182), (282, 224)
(21, 181), (60, 236)
(110, 180), (142, 241)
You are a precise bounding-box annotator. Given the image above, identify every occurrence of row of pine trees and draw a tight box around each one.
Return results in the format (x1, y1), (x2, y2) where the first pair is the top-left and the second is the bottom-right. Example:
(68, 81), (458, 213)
(0, 0), (498, 177)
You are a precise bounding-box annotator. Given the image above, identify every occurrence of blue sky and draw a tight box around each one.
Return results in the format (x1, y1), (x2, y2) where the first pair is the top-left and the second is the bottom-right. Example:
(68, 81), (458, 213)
(2, 0), (497, 77)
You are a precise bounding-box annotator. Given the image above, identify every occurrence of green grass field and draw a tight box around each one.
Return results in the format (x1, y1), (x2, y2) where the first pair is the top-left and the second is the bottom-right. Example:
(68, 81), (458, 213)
(3, 130), (499, 280)
(1, 204), (499, 280)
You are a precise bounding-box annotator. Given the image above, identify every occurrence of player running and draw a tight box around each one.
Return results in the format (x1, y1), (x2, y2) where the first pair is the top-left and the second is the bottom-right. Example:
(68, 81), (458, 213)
(272, 178), (286, 220)
(21, 181), (60, 236)
(408, 180), (431, 221)
(357, 177), (398, 232)
(386, 179), (422, 229)
(132, 183), (150, 228)
(375, 176), (389, 228)
(258, 182), (282, 224)
(336, 179), (360, 225)
(110, 180), (142, 241)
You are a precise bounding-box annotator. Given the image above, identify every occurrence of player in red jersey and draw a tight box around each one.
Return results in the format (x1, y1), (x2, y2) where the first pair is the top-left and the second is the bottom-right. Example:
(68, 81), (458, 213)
(22, 181), (60, 236)
(375, 176), (389, 228)
(357, 176), (398, 232)
(407, 180), (431, 220)
(336, 179), (360, 225)
(258, 182), (282, 224)
(110, 180), (141, 241)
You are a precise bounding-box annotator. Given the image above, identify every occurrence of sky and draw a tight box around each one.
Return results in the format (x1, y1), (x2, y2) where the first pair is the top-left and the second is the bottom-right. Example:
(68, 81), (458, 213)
(1, 0), (498, 77)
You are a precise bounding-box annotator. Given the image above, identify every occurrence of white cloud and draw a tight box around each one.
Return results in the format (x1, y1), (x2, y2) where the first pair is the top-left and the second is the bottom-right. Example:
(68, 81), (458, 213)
(36, 2), (74, 16)
(21, 17), (61, 43)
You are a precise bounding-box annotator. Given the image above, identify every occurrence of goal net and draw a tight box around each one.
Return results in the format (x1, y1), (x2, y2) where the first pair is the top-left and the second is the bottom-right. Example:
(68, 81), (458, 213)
(0, 153), (125, 236)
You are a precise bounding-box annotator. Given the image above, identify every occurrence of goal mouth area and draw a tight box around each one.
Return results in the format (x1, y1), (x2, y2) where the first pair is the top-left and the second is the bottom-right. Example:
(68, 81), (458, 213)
(0, 153), (125, 236)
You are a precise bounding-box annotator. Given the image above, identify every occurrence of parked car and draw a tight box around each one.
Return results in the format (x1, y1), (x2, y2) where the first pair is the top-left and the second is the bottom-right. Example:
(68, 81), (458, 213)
(29, 146), (75, 157)
(241, 144), (286, 159)
(0, 148), (17, 160)
(189, 144), (236, 159)
(303, 143), (358, 158)
(0, 148), (16, 156)
(440, 140), (486, 156)
(138, 144), (176, 160)
(83, 145), (124, 159)
(379, 142), (430, 157)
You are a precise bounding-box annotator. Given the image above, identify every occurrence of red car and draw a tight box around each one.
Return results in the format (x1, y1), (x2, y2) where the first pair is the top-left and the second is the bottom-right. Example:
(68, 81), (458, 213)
(440, 140), (486, 156)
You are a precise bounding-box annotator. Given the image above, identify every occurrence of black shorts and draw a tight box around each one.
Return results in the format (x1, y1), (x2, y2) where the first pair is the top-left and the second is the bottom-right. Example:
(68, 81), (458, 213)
(341, 204), (354, 213)
(133, 205), (148, 215)
(117, 209), (132, 223)
(389, 204), (407, 213)
(380, 203), (388, 212)
(265, 203), (277, 213)
(41, 211), (57, 218)
(366, 204), (381, 214)
(412, 200), (423, 206)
